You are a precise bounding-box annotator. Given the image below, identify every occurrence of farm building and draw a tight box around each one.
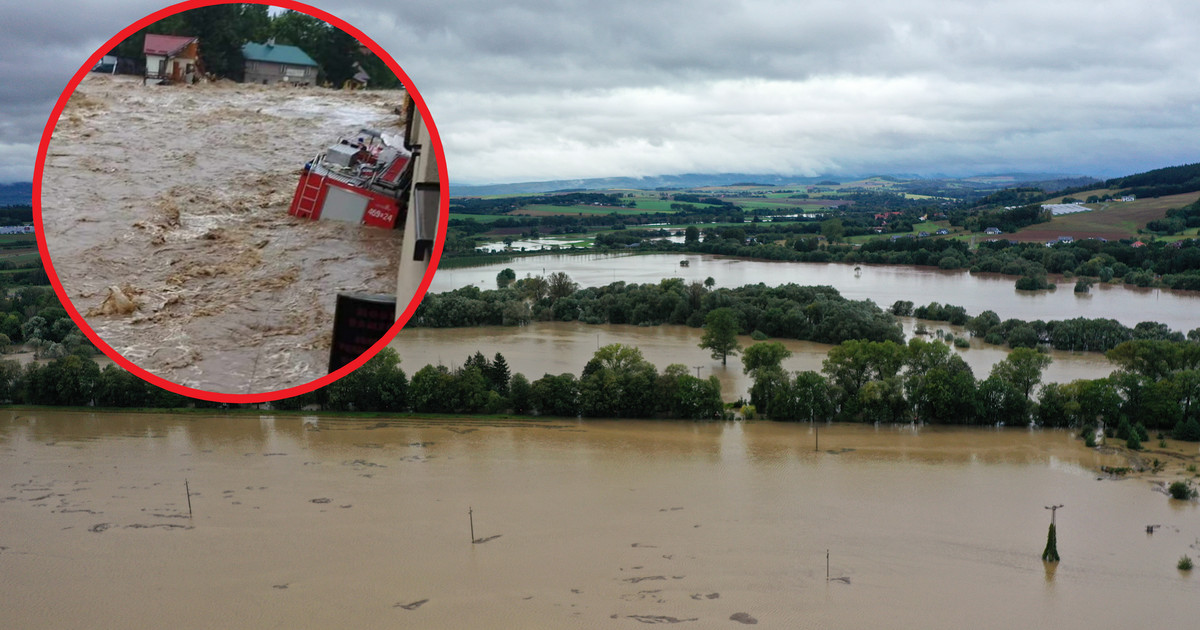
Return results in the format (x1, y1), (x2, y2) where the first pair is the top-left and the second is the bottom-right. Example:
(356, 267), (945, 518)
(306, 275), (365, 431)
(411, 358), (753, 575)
(143, 34), (199, 85)
(242, 40), (319, 86)
(984, 227), (1002, 235)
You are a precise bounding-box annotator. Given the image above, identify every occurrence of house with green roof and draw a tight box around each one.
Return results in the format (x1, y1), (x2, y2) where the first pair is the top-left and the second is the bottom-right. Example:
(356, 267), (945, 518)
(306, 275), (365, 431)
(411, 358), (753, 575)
(242, 39), (319, 86)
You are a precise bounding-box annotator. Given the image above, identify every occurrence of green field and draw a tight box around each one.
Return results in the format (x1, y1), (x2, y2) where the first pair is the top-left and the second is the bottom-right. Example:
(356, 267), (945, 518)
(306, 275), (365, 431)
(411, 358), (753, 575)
(516, 204), (672, 216)
(449, 213), (519, 223)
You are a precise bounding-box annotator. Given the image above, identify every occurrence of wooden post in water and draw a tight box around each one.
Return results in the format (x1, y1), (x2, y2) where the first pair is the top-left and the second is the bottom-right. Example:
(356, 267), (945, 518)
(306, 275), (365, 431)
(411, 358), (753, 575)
(815, 425), (819, 452)
(826, 549), (830, 581)
(185, 479), (193, 518)
(469, 507), (475, 544)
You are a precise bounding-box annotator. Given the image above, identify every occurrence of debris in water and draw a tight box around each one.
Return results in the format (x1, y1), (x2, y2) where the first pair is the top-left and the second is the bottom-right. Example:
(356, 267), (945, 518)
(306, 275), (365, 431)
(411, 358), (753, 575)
(88, 286), (139, 316)
(627, 615), (698, 624)
(730, 612), (758, 624)
(394, 599), (428, 610)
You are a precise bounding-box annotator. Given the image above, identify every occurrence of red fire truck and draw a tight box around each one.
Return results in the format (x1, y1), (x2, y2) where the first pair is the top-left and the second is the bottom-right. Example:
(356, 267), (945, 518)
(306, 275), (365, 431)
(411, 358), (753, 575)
(287, 128), (412, 228)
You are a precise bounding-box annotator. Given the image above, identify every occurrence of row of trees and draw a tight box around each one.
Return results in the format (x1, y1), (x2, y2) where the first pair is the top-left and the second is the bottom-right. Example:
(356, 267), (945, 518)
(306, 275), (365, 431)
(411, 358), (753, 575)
(742, 338), (1048, 426)
(413, 277), (905, 347)
(5, 334), (1200, 440)
(737, 335), (1200, 439)
(0, 346), (724, 421)
(892, 299), (1195, 353)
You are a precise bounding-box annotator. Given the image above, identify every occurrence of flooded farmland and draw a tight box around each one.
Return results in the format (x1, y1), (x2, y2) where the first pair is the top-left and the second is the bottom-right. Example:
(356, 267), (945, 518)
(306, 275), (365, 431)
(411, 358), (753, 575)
(430, 253), (1200, 332)
(2, 410), (1197, 629)
(39, 74), (407, 394)
(394, 320), (1117, 401)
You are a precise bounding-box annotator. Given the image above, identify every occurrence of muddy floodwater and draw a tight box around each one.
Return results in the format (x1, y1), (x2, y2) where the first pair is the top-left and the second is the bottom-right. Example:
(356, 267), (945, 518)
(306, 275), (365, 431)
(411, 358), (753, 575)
(395, 320), (1116, 400)
(39, 74), (405, 394)
(3, 410), (1198, 629)
(431, 253), (1200, 332)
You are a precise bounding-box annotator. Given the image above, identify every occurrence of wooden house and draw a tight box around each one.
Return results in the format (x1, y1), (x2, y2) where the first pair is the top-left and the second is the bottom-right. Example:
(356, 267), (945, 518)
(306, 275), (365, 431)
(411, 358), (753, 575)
(242, 40), (319, 86)
(143, 34), (199, 85)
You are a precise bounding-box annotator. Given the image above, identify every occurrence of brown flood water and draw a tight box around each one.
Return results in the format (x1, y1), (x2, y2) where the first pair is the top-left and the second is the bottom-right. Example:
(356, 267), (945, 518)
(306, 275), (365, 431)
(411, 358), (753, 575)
(394, 320), (1116, 400)
(3, 410), (1198, 629)
(431, 253), (1200, 332)
(39, 74), (405, 394)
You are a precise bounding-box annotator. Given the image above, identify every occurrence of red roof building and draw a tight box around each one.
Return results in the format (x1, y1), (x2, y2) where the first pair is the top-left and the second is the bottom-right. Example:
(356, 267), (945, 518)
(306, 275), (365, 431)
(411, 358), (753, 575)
(142, 34), (200, 84)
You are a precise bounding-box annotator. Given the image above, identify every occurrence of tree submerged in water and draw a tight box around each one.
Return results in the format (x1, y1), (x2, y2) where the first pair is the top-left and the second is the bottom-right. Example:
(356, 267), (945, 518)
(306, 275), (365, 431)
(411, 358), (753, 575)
(1042, 504), (1062, 563)
(1042, 523), (1060, 563)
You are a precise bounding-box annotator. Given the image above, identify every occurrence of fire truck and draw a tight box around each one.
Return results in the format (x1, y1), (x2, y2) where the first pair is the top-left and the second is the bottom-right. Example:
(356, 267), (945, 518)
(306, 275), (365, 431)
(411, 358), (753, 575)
(286, 127), (413, 229)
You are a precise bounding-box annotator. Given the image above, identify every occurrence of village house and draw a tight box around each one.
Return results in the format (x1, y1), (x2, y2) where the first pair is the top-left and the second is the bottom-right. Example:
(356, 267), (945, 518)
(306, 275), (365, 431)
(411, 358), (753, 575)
(241, 40), (319, 86)
(984, 227), (1003, 235)
(143, 34), (199, 85)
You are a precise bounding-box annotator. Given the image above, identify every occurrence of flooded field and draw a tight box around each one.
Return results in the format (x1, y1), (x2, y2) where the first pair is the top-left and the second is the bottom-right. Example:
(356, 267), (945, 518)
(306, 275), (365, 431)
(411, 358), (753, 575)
(394, 320), (1116, 400)
(431, 253), (1200, 332)
(2, 411), (1197, 629)
(39, 74), (406, 394)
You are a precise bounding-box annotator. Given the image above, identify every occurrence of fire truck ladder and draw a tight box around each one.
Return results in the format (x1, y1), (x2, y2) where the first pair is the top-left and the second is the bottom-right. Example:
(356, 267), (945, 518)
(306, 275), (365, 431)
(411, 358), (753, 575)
(293, 154), (328, 220)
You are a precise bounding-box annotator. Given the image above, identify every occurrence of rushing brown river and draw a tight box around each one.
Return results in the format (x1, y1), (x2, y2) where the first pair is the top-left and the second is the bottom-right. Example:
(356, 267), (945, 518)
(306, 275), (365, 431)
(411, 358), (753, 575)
(3, 410), (1197, 629)
(39, 73), (405, 394)
(430, 253), (1200, 332)
(394, 320), (1116, 401)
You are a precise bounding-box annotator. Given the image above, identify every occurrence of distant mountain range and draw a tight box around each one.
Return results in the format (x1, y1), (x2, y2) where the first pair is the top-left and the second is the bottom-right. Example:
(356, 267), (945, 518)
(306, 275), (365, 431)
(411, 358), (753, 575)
(449, 172), (1095, 196)
(0, 182), (32, 206)
(0, 169), (1145, 203)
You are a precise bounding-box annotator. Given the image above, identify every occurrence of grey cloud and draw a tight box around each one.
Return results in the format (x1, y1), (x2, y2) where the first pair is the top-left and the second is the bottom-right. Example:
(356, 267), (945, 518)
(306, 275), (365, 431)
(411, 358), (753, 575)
(1, 0), (1198, 184)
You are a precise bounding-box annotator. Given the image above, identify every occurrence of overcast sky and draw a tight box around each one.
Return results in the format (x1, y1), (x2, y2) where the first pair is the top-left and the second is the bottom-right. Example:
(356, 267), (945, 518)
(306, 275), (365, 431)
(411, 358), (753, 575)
(2, 0), (1199, 185)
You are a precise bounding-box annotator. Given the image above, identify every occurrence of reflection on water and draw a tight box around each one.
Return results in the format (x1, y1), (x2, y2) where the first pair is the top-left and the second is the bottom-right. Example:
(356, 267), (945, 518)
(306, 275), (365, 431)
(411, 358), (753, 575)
(2, 411), (1196, 629)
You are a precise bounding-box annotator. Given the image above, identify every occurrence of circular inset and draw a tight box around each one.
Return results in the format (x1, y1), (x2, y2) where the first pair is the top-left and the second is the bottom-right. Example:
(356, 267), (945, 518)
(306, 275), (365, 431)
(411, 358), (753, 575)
(34, 0), (448, 402)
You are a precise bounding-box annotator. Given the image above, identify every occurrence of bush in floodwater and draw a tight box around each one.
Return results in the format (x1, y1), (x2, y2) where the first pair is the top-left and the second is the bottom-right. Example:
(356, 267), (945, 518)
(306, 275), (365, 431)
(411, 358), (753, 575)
(1126, 432), (1142, 450)
(750, 330), (768, 341)
(1179, 555), (1193, 571)
(953, 336), (970, 348)
(1168, 481), (1196, 500)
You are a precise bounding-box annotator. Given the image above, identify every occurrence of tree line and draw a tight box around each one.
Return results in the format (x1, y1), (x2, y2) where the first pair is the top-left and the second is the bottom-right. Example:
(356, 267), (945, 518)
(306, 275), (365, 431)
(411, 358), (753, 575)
(10, 335), (1198, 444)
(0, 345), (724, 422)
(741, 336), (1200, 442)
(889, 299), (1195, 353)
(578, 224), (1200, 292)
(413, 277), (904, 347)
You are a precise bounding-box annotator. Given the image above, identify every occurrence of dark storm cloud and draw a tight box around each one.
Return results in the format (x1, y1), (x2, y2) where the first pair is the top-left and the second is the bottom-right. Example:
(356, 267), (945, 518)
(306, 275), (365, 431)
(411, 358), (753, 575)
(1, 0), (1198, 183)
(0, 1), (164, 181)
